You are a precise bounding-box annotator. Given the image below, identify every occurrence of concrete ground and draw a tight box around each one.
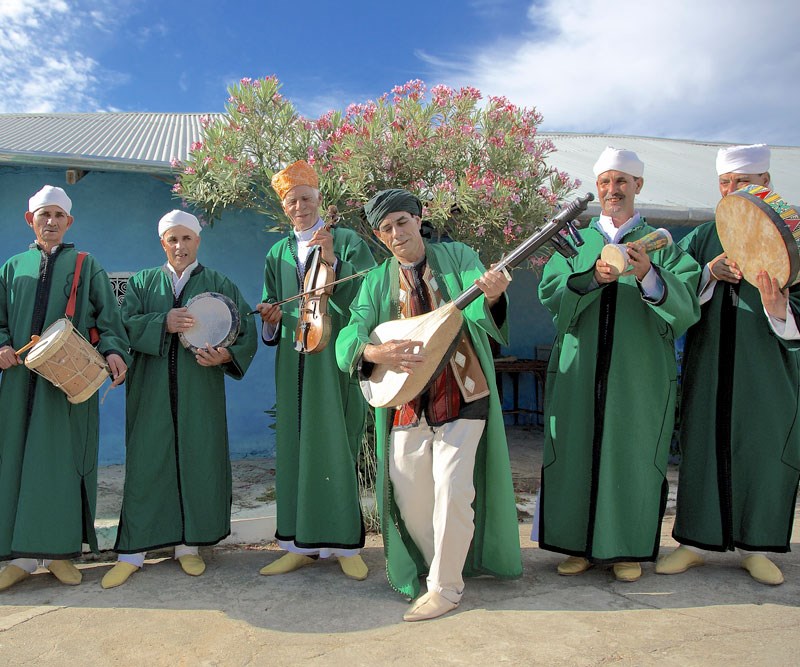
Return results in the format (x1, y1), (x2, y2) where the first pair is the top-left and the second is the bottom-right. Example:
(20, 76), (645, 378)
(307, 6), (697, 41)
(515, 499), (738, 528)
(1, 425), (799, 666)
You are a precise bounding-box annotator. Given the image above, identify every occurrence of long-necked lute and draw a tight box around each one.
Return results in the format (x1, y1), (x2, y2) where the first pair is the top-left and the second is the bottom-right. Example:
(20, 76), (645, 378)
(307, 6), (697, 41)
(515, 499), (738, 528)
(361, 192), (594, 408)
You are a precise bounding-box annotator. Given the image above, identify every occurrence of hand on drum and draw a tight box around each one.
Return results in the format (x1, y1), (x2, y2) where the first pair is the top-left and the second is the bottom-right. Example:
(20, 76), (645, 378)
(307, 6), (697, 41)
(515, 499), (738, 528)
(0, 345), (21, 370)
(107, 353), (128, 387)
(595, 242), (651, 283)
(363, 339), (424, 374)
(474, 264), (510, 307)
(255, 302), (282, 326)
(756, 270), (789, 321)
(166, 307), (195, 333)
(195, 344), (232, 367)
(708, 252), (741, 283)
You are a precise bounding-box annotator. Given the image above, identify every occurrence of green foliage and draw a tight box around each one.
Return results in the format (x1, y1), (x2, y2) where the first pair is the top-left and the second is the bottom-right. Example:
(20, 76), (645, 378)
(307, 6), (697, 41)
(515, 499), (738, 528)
(174, 76), (580, 265)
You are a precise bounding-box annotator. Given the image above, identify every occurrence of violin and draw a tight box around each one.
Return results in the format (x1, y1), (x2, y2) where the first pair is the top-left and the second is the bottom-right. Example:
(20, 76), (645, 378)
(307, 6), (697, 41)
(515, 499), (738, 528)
(294, 205), (339, 354)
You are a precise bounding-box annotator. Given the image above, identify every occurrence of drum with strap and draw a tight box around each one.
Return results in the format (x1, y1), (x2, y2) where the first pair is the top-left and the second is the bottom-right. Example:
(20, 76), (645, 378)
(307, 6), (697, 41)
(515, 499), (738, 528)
(24, 318), (110, 404)
(716, 185), (800, 288)
(179, 292), (240, 354)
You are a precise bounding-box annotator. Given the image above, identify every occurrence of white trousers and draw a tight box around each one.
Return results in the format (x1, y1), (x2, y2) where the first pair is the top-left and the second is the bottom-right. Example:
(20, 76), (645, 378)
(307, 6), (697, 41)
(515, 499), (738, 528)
(389, 416), (484, 604)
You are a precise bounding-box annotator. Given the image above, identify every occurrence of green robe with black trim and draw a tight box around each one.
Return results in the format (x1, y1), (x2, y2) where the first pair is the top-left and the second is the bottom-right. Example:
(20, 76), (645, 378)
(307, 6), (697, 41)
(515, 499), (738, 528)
(114, 264), (257, 553)
(263, 226), (375, 549)
(0, 244), (129, 560)
(336, 241), (522, 599)
(674, 221), (800, 552)
(538, 219), (700, 563)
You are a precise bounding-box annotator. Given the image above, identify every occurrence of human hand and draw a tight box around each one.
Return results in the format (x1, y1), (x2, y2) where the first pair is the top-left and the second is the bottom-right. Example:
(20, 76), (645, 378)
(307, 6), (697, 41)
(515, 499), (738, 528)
(309, 227), (336, 266)
(106, 353), (128, 386)
(362, 339), (424, 374)
(625, 241), (653, 282)
(708, 252), (741, 283)
(166, 307), (195, 333)
(256, 302), (282, 325)
(195, 344), (232, 367)
(0, 345), (20, 370)
(474, 265), (510, 306)
(756, 270), (788, 321)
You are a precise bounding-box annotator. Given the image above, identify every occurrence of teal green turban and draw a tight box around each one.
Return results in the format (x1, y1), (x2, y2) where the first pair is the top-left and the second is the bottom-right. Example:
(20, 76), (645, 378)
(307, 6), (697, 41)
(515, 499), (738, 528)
(364, 189), (422, 228)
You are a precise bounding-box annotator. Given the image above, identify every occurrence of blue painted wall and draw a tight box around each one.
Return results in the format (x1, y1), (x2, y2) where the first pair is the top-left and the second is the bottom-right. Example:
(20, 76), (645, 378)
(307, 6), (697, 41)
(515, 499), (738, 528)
(0, 165), (277, 464)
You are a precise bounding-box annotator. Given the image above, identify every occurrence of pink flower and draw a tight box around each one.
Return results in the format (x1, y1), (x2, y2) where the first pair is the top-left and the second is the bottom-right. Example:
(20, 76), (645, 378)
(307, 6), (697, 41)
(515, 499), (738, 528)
(224, 155), (237, 164)
(237, 104), (249, 114)
(172, 182), (182, 194)
(184, 167), (196, 175)
(170, 157), (181, 168)
(240, 77), (253, 86)
(190, 141), (203, 152)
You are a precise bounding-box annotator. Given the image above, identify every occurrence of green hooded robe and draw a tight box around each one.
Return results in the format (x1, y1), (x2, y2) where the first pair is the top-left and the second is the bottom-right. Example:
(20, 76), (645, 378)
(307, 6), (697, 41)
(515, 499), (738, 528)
(538, 220), (700, 563)
(336, 241), (522, 599)
(674, 221), (800, 552)
(0, 245), (129, 559)
(114, 264), (257, 552)
(263, 226), (375, 549)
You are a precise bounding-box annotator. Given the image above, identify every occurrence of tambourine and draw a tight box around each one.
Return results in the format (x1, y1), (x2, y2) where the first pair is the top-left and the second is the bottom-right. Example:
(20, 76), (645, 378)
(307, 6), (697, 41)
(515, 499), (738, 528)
(179, 292), (240, 354)
(716, 185), (800, 289)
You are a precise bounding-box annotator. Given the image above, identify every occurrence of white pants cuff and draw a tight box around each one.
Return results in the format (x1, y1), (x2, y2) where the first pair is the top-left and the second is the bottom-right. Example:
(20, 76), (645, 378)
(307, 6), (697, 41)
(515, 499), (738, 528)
(119, 553), (146, 568)
(174, 545), (199, 559)
(10, 558), (39, 574)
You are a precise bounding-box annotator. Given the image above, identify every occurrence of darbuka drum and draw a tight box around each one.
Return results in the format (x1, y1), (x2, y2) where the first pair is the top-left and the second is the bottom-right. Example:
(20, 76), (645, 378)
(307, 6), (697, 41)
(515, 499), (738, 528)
(179, 292), (240, 354)
(24, 318), (110, 404)
(600, 228), (673, 275)
(716, 185), (800, 288)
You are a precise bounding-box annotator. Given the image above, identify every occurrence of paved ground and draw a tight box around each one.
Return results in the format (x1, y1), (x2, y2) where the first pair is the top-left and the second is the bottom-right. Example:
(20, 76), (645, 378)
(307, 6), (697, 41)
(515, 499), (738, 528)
(1, 425), (799, 666)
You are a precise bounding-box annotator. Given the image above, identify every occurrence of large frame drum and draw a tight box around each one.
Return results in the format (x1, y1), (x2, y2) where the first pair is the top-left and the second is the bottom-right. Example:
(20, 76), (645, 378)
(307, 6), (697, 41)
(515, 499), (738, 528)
(179, 292), (240, 354)
(716, 185), (800, 288)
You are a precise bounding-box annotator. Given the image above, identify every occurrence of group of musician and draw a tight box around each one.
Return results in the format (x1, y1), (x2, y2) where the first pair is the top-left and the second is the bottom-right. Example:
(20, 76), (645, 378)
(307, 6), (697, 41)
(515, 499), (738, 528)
(0, 143), (796, 622)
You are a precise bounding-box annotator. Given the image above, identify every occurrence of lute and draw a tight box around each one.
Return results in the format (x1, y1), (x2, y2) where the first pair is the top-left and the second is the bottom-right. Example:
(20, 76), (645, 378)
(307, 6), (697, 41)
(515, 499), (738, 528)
(361, 192), (594, 408)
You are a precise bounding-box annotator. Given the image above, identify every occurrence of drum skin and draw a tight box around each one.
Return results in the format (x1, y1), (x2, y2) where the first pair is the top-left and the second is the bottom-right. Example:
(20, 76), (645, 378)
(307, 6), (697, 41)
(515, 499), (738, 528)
(179, 292), (240, 354)
(24, 318), (109, 404)
(716, 185), (800, 288)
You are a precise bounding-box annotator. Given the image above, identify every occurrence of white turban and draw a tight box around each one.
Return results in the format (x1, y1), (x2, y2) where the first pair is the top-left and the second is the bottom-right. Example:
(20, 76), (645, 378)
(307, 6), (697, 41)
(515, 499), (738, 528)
(593, 146), (645, 178)
(158, 210), (202, 237)
(716, 143), (770, 175)
(28, 185), (72, 215)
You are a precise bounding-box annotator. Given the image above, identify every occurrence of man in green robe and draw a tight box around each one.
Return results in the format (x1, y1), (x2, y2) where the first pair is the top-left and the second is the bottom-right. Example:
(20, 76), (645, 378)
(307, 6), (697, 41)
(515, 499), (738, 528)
(255, 161), (375, 581)
(537, 148), (700, 583)
(101, 210), (257, 589)
(657, 144), (799, 586)
(0, 186), (129, 592)
(336, 188), (522, 622)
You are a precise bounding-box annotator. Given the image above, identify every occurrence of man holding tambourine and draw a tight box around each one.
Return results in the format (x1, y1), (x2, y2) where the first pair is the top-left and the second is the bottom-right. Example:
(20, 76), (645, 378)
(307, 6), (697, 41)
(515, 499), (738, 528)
(101, 210), (257, 589)
(658, 144), (800, 586)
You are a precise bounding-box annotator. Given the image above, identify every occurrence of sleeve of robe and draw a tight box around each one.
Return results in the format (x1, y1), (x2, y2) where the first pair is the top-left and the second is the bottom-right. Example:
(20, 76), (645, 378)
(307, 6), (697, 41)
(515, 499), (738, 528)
(122, 271), (170, 358)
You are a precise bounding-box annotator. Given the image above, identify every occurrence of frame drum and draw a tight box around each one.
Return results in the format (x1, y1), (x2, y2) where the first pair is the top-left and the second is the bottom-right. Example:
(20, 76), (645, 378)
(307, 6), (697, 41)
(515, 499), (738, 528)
(179, 292), (240, 353)
(716, 185), (800, 288)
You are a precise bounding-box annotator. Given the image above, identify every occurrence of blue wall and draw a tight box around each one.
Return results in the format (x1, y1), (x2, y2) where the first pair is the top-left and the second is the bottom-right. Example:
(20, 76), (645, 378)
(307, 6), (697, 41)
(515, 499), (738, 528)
(0, 165), (277, 464)
(1, 164), (572, 459)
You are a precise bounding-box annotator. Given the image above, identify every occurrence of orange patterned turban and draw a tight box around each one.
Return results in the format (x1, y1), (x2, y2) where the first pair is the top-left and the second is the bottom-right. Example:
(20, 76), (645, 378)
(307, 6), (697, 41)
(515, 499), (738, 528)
(271, 160), (319, 200)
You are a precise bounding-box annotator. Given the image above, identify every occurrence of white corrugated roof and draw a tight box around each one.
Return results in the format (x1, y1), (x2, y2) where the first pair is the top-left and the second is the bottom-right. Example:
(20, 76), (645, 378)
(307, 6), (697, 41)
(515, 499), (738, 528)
(548, 134), (800, 224)
(0, 112), (214, 173)
(1, 114), (798, 223)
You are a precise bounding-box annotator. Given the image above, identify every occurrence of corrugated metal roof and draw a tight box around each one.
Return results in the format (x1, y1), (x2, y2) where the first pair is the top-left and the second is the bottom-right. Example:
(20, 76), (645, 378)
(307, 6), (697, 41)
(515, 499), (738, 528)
(0, 112), (214, 174)
(547, 134), (800, 225)
(1, 113), (798, 224)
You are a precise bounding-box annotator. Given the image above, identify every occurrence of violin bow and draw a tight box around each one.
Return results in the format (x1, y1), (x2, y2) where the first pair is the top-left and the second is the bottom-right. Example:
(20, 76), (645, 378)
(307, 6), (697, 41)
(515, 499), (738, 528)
(248, 267), (374, 314)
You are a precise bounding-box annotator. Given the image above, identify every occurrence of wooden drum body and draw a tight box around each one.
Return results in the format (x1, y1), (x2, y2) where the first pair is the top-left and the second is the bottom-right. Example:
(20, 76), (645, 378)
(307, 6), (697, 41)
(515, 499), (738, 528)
(24, 318), (109, 404)
(716, 185), (800, 288)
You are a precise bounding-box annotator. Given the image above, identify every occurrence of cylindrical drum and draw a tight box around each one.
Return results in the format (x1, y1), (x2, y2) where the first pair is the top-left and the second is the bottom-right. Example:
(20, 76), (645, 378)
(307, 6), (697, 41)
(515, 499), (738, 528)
(24, 318), (109, 404)
(601, 228), (673, 275)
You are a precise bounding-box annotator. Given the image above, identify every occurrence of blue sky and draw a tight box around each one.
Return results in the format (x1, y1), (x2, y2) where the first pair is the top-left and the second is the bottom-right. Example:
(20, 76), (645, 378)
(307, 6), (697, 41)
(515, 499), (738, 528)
(2, 0), (799, 146)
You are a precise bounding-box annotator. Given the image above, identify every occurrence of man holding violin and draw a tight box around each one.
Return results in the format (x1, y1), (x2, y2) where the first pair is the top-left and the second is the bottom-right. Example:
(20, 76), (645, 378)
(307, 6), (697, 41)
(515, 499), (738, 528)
(256, 160), (375, 581)
(336, 188), (522, 622)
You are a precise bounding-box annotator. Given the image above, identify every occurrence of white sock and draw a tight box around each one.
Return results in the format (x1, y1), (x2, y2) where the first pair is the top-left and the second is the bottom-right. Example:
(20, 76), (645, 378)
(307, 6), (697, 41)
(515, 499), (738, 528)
(119, 552), (146, 568)
(9, 558), (38, 574)
(174, 545), (199, 559)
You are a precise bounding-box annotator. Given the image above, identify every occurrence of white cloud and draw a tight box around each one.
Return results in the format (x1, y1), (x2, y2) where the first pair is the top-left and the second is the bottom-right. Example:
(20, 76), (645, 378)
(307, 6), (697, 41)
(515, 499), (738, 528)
(428, 0), (800, 146)
(0, 0), (117, 113)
